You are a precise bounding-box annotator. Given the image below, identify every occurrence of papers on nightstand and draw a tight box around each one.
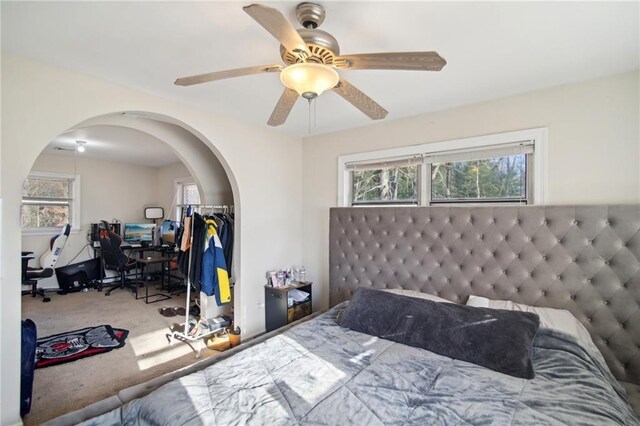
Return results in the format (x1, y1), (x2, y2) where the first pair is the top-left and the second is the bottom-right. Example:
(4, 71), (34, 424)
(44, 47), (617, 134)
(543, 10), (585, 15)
(288, 288), (310, 307)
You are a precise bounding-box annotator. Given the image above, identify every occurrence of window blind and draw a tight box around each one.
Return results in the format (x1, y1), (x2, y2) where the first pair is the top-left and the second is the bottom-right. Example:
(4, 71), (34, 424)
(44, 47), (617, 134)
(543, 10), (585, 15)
(423, 141), (534, 164)
(345, 141), (534, 171)
(345, 155), (422, 172)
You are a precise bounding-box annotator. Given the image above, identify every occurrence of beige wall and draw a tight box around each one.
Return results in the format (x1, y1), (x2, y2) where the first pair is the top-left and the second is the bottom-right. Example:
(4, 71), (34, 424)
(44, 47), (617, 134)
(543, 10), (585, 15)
(302, 71), (640, 312)
(1, 54), (303, 424)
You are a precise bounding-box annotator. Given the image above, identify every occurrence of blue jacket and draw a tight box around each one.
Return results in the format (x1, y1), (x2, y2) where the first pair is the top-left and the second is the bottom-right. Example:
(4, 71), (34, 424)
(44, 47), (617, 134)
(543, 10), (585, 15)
(201, 219), (231, 305)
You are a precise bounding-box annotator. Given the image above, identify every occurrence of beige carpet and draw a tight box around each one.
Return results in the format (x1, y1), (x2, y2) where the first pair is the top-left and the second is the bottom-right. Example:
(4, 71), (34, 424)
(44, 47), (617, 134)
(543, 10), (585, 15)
(22, 284), (220, 425)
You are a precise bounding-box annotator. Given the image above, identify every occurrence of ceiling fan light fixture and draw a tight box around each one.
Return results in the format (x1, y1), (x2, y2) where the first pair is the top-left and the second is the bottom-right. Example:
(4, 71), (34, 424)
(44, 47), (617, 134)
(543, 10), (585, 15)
(280, 63), (339, 100)
(76, 141), (87, 153)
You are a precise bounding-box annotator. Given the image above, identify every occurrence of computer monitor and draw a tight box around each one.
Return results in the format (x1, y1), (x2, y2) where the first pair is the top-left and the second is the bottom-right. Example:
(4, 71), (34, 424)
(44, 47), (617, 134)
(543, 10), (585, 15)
(55, 258), (100, 294)
(123, 223), (155, 243)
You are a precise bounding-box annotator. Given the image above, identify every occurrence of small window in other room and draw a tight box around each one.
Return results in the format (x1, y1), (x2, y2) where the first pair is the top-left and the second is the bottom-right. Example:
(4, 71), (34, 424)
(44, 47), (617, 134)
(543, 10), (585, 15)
(176, 180), (201, 219)
(351, 164), (418, 206)
(21, 172), (80, 233)
(183, 183), (201, 205)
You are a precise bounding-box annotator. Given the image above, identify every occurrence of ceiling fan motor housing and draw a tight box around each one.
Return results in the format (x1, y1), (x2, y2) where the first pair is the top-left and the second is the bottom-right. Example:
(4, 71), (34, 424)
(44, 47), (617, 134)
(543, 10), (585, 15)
(280, 28), (340, 65)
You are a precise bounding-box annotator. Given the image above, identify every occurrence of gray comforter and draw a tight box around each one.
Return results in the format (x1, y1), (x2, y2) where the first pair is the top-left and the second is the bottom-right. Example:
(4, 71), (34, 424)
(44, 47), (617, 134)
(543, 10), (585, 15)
(83, 303), (639, 425)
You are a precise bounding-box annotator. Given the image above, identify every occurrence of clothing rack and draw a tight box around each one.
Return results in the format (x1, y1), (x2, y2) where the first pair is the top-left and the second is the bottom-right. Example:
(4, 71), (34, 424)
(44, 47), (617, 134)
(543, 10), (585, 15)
(169, 203), (234, 358)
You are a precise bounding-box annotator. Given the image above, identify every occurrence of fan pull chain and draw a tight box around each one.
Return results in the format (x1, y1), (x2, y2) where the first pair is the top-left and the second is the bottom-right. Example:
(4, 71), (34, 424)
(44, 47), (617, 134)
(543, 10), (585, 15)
(308, 98), (312, 134)
(74, 143), (79, 177)
(314, 97), (317, 128)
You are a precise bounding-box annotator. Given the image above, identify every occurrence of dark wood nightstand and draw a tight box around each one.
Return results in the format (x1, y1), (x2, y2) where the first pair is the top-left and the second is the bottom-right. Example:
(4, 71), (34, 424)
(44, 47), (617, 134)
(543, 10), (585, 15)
(265, 282), (312, 332)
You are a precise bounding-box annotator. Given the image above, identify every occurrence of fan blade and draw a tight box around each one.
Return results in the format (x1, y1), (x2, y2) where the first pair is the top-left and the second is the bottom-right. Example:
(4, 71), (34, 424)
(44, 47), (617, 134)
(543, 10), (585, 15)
(334, 51), (446, 71)
(175, 65), (282, 86)
(333, 78), (388, 120)
(243, 4), (311, 60)
(268, 88), (299, 126)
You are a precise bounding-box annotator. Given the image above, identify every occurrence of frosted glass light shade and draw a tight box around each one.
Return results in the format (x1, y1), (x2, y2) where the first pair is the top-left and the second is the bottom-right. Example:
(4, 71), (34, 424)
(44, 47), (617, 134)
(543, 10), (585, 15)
(280, 63), (339, 99)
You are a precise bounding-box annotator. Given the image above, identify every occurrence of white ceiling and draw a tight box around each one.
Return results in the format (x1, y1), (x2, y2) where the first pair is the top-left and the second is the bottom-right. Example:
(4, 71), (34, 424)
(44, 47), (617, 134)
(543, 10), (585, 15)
(47, 125), (182, 168)
(2, 1), (639, 138)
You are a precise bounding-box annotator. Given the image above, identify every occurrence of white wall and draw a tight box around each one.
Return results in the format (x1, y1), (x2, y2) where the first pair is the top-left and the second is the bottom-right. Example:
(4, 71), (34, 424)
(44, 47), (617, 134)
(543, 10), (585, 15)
(1, 54), (303, 425)
(302, 70), (640, 313)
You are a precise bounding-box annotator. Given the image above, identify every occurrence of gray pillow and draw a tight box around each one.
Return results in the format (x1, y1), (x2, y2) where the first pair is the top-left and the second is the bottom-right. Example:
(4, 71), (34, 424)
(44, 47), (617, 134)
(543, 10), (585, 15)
(337, 288), (540, 379)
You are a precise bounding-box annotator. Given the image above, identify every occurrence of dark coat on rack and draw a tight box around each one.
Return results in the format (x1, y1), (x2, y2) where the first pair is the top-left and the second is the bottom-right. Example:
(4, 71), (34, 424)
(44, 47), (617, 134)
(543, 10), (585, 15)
(178, 212), (206, 293)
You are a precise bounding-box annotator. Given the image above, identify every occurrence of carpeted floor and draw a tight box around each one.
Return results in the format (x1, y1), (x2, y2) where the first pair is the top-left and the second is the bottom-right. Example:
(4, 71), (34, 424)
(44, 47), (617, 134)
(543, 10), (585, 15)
(21, 283), (220, 425)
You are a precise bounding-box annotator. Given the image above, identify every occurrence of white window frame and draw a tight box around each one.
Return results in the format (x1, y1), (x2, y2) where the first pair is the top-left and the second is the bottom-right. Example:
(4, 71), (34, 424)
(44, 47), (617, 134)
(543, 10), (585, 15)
(338, 128), (547, 207)
(21, 171), (81, 235)
(175, 178), (201, 220)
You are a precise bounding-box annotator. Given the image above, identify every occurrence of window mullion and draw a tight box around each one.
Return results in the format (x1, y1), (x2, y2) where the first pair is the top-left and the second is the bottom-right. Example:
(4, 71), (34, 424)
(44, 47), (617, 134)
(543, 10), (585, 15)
(421, 160), (431, 206)
(526, 153), (533, 204)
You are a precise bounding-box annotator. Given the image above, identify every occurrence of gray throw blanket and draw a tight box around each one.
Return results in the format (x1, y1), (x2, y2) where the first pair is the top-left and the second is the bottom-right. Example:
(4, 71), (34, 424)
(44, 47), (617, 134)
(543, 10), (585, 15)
(82, 303), (639, 425)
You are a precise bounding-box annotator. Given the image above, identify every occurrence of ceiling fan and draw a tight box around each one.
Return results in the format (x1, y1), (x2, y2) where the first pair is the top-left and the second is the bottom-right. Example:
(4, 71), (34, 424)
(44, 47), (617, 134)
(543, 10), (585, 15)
(175, 3), (447, 127)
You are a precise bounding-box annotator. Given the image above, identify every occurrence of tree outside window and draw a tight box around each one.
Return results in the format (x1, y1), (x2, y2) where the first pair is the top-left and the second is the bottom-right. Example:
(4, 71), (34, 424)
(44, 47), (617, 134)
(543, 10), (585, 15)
(352, 166), (418, 205)
(21, 177), (74, 228)
(431, 154), (527, 202)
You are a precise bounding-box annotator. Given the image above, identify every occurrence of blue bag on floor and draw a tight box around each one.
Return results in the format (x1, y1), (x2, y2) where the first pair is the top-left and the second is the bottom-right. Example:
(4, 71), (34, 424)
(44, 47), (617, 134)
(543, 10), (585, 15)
(21, 319), (37, 417)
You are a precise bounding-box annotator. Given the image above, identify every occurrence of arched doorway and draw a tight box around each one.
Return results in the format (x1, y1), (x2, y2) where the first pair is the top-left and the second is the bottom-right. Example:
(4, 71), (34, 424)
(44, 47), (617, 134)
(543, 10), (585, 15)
(19, 111), (242, 424)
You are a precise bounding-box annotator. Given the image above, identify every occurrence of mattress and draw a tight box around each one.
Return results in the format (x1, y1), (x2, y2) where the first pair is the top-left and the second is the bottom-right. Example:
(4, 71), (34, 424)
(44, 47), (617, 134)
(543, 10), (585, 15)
(81, 303), (639, 425)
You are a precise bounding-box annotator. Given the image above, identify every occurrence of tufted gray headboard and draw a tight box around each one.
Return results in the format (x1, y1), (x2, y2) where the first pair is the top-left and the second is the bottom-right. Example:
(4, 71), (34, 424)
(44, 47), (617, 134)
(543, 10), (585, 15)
(329, 205), (640, 385)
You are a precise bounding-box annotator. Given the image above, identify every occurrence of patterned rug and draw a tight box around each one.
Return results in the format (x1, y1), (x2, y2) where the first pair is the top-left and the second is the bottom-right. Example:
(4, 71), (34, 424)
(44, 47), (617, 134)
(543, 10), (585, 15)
(35, 325), (129, 369)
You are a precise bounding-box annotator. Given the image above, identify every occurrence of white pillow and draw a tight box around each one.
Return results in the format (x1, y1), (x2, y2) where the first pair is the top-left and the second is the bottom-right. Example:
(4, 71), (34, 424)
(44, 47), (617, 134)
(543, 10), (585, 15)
(466, 295), (596, 350)
(382, 288), (452, 303)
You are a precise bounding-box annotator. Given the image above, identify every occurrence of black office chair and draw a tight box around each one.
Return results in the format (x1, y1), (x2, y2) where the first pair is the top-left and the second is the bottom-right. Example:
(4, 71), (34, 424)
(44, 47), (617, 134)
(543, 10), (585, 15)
(98, 221), (140, 296)
(22, 224), (71, 303)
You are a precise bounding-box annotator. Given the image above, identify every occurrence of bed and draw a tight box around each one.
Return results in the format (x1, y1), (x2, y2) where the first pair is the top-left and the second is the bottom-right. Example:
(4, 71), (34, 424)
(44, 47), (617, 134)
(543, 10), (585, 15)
(64, 205), (640, 425)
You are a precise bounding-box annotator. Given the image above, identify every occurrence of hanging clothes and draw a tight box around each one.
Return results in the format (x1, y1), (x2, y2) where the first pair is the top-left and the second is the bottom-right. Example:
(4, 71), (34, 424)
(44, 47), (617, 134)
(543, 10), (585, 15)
(178, 212), (206, 293)
(201, 218), (231, 305)
(176, 207), (234, 302)
(219, 213), (234, 275)
(180, 215), (191, 252)
(208, 212), (234, 278)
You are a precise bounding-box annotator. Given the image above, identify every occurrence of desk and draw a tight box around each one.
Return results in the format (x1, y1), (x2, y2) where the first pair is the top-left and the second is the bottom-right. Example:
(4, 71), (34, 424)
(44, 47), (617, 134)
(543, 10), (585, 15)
(92, 243), (178, 286)
(136, 256), (172, 304)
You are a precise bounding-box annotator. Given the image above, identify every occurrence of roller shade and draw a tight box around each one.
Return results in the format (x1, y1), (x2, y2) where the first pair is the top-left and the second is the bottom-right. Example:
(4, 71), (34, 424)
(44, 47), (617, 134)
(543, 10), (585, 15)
(424, 141), (534, 164)
(346, 155), (422, 172)
(345, 141), (533, 171)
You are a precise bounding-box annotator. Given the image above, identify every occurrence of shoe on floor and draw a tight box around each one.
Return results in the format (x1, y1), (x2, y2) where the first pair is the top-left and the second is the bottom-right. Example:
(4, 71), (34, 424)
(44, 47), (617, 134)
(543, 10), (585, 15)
(159, 307), (177, 317)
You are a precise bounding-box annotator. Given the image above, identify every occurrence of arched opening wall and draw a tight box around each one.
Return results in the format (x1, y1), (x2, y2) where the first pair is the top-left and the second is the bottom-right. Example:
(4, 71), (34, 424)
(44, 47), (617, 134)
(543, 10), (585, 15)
(1, 54), (304, 425)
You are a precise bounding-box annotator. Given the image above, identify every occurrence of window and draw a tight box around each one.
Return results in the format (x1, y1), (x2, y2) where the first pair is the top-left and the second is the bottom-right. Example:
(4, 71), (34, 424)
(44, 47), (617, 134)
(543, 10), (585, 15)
(431, 154), (528, 203)
(21, 172), (80, 233)
(182, 183), (201, 206)
(351, 162), (418, 205)
(175, 179), (201, 219)
(339, 128), (546, 207)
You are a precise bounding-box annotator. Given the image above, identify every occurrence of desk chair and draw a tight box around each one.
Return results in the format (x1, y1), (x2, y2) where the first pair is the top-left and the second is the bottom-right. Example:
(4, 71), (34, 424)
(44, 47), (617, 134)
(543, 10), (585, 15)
(22, 224), (71, 303)
(98, 221), (140, 296)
